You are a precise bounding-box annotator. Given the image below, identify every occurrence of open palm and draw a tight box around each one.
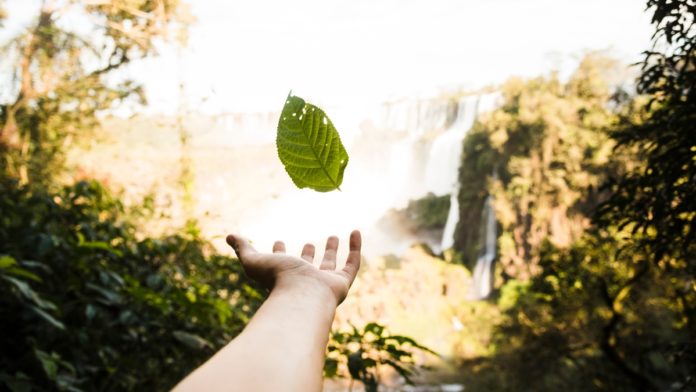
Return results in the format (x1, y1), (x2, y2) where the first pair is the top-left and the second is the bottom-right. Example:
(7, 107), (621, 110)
(226, 230), (362, 305)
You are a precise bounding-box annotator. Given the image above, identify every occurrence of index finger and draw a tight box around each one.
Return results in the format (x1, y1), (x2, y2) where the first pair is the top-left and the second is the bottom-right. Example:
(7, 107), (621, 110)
(342, 230), (361, 284)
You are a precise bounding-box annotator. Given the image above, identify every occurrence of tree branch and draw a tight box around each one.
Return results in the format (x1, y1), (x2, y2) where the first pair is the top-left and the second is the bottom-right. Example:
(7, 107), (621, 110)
(598, 264), (655, 391)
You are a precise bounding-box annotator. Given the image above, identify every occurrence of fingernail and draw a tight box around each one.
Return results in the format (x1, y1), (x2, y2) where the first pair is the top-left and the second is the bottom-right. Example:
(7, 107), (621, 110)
(226, 234), (237, 248)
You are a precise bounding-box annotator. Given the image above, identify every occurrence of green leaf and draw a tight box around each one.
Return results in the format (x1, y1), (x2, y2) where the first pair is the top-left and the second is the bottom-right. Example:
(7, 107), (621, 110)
(34, 350), (58, 381)
(30, 306), (65, 330)
(276, 92), (349, 192)
(86, 283), (123, 305)
(6, 268), (42, 282)
(323, 358), (339, 378)
(172, 331), (212, 350)
(2, 276), (55, 310)
(78, 237), (123, 257)
(0, 255), (17, 269)
(383, 359), (415, 384)
(0, 372), (33, 392)
(85, 304), (97, 321)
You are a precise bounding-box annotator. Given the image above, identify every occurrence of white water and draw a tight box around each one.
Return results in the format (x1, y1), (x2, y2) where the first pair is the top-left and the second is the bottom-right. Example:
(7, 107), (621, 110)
(433, 93), (499, 251)
(424, 96), (479, 196)
(470, 195), (497, 299)
(382, 98), (451, 136)
(423, 96), (479, 251)
(440, 192), (460, 251)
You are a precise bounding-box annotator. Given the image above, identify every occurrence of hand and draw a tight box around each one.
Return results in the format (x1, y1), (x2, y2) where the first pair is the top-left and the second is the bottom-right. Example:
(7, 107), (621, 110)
(226, 230), (361, 305)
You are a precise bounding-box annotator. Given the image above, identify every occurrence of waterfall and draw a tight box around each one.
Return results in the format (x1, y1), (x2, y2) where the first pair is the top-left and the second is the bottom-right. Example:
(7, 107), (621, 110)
(424, 96), (479, 196)
(470, 194), (497, 299)
(431, 93), (500, 298)
(343, 91), (499, 257)
(382, 98), (449, 136)
(437, 92), (500, 250)
(428, 95), (479, 251)
(378, 97), (455, 206)
(440, 192), (459, 250)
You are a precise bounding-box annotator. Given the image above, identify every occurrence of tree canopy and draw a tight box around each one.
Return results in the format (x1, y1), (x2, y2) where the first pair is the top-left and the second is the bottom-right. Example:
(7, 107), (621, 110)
(0, 0), (192, 184)
(452, 1), (695, 390)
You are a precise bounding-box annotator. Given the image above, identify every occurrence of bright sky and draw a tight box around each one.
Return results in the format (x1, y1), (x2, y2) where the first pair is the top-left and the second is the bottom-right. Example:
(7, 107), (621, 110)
(4, 0), (653, 113)
(157, 0), (653, 113)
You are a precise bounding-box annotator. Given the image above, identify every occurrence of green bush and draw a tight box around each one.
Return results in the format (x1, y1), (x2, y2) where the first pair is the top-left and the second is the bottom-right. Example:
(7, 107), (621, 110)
(0, 176), (263, 391)
(324, 322), (436, 392)
(483, 233), (695, 391)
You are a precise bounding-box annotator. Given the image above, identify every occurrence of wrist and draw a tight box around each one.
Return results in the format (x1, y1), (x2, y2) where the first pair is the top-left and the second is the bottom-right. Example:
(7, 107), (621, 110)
(272, 275), (339, 313)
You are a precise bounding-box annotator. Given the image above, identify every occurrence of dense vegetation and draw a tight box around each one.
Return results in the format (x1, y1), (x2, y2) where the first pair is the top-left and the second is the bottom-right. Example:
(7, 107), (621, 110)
(1, 0), (693, 391)
(454, 55), (619, 278)
(325, 322), (437, 392)
(0, 177), (263, 390)
(453, 1), (695, 390)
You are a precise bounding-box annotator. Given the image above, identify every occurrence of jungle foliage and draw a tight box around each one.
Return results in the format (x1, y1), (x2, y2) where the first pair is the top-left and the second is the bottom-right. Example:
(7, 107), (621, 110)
(454, 54), (620, 277)
(325, 322), (437, 392)
(0, 176), (264, 391)
(1, 0), (694, 391)
(454, 1), (695, 390)
(0, 0), (192, 186)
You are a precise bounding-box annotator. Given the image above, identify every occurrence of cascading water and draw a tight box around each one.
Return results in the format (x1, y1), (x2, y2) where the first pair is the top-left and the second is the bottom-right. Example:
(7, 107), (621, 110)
(381, 97), (453, 206)
(470, 194), (497, 299)
(426, 93), (500, 298)
(424, 96), (479, 196)
(429, 93), (499, 251)
(421, 95), (480, 252)
(440, 192), (460, 251)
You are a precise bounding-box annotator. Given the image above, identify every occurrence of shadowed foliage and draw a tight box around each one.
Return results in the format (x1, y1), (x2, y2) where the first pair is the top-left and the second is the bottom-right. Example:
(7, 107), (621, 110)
(0, 176), (264, 391)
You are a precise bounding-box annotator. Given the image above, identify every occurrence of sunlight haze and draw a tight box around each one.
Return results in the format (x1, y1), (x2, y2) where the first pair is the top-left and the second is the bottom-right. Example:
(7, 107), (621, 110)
(134, 0), (651, 113)
(2, 0), (653, 113)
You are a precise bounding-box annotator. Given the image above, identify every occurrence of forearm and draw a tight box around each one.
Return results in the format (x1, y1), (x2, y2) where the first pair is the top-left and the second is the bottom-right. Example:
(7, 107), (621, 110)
(174, 279), (337, 392)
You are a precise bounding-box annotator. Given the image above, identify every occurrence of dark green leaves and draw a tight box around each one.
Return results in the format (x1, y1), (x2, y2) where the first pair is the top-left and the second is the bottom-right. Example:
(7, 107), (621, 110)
(276, 93), (349, 192)
(324, 322), (436, 389)
(0, 178), (264, 391)
(173, 330), (213, 350)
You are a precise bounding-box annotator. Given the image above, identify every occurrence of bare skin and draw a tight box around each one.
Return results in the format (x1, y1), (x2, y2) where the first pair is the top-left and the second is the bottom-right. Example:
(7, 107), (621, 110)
(173, 230), (362, 392)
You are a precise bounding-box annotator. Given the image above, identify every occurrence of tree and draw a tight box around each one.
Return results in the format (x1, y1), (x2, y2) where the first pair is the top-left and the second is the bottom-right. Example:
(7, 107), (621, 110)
(454, 54), (620, 280)
(460, 2), (696, 390)
(475, 228), (694, 392)
(0, 0), (192, 184)
(599, 0), (695, 271)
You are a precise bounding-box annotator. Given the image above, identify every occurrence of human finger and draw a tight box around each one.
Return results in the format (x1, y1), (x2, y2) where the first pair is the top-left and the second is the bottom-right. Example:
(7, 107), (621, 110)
(342, 230), (361, 284)
(320, 235), (339, 270)
(226, 234), (258, 261)
(301, 243), (315, 263)
(273, 241), (286, 254)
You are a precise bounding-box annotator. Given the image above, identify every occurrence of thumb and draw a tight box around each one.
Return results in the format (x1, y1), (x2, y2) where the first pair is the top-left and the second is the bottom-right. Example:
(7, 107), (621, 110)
(226, 234), (258, 260)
